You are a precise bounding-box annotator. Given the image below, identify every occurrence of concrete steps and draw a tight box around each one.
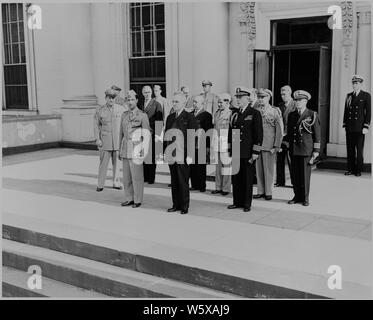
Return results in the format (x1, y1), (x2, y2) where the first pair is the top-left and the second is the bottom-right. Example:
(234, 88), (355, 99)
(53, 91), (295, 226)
(2, 239), (239, 299)
(3, 214), (331, 299)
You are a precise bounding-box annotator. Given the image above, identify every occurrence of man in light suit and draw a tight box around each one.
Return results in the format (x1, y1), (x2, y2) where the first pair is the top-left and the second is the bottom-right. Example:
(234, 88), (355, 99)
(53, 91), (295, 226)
(94, 89), (124, 191)
(275, 85), (296, 186)
(343, 75), (371, 176)
(119, 90), (150, 208)
(141, 85), (164, 184)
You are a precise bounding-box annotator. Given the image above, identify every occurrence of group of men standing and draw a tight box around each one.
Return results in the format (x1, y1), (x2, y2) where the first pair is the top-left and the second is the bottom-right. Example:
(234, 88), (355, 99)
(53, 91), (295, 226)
(93, 74), (370, 214)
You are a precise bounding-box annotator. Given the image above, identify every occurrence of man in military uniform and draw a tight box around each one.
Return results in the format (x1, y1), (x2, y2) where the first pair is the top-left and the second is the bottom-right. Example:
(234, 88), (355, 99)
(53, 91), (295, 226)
(181, 86), (194, 110)
(253, 89), (283, 201)
(287, 90), (321, 206)
(190, 95), (213, 192)
(164, 92), (198, 214)
(343, 75), (371, 176)
(228, 87), (263, 212)
(118, 90), (150, 208)
(201, 80), (219, 116)
(154, 85), (171, 121)
(94, 89), (124, 191)
(141, 85), (164, 184)
(275, 85), (296, 187)
(211, 93), (232, 196)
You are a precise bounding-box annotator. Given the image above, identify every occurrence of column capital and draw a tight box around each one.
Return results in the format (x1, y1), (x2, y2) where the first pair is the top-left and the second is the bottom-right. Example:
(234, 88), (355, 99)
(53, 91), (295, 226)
(357, 11), (371, 25)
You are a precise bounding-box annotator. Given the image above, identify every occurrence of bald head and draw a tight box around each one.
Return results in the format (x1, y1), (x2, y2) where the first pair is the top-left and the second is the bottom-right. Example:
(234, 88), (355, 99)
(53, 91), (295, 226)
(193, 95), (205, 111)
(172, 91), (186, 112)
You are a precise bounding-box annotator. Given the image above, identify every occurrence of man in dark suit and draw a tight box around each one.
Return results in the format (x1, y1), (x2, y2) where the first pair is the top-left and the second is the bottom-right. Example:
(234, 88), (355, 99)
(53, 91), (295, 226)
(228, 87), (263, 212)
(141, 85), (164, 184)
(190, 95), (213, 192)
(287, 90), (321, 207)
(164, 92), (198, 214)
(343, 75), (371, 176)
(275, 85), (296, 186)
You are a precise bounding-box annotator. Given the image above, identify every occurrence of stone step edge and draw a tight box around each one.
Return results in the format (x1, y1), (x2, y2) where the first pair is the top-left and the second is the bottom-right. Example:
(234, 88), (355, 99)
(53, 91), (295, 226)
(2, 224), (327, 299)
(2, 266), (109, 298)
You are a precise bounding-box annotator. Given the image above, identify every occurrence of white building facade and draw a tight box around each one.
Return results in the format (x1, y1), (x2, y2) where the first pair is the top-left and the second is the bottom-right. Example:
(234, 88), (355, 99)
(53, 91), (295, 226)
(1, 1), (371, 163)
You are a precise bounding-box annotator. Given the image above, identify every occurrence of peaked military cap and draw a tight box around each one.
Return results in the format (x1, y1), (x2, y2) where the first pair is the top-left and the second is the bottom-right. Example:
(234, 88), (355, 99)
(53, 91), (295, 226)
(235, 86), (251, 96)
(293, 90), (311, 101)
(125, 90), (137, 99)
(352, 75), (364, 83)
(257, 88), (272, 97)
(105, 89), (117, 98)
(202, 80), (213, 86)
(111, 85), (122, 91)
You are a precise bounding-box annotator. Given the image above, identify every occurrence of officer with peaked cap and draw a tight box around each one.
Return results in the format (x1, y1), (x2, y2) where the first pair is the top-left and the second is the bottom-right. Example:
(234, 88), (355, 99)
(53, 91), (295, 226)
(201, 80), (219, 117)
(228, 86), (263, 212)
(343, 75), (371, 176)
(119, 90), (150, 208)
(253, 88), (283, 201)
(286, 90), (320, 206)
(94, 89), (124, 191)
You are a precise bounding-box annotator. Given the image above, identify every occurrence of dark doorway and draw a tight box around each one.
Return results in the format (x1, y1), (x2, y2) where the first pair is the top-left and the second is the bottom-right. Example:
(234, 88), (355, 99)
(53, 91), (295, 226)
(254, 16), (332, 156)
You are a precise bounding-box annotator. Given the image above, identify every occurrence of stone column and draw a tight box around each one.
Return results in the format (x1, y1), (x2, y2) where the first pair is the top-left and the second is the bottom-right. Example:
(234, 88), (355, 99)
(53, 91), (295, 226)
(58, 3), (98, 142)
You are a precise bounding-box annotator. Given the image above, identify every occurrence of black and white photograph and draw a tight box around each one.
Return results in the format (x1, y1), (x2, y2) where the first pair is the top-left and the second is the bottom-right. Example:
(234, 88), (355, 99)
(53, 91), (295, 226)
(1, 0), (372, 304)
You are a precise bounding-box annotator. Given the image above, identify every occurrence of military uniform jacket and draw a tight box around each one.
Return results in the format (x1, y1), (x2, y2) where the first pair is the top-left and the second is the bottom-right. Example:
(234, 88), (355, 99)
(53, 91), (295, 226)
(119, 108), (150, 159)
(343, 90), (371, 132)
(228, 104), (263, 159)
(94, 103), (124, 151)
(257, 105), (283, 151)
(141, 98), (164, 134)
(212, 108), (232, 153)
(287, 108), (321, 156)
(164, 109), (198, 163)
(201, 92), (219, 116)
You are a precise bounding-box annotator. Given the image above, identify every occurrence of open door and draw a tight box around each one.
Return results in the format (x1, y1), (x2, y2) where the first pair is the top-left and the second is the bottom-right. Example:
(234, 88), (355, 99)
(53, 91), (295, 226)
(253, 49), (272, 91)
(318, 46), (331, 157)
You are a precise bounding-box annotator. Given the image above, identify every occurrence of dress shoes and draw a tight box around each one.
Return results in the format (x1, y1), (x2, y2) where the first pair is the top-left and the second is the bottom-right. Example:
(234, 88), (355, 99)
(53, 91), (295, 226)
(132, 203), (141, 208)
(113, 185), (123, 190)
(265, 195), (272, 201)
(190, 187), (197, 191)
(221, 191), (229, 196)
(199, 189), (206, 193)
(228, 204), (240, 209)
(121, 201), (134, 206)
(344, 171), (354, 176)
(243, 207), (251, 212)
(211, 190), (221, 194)
(148, 181), (155, 185)
(355, 172), (362, 177)
(253, 194), (265, 199)
(168, 184), (172, 187)
(167, 207), (178, 212)
(302, 201), (309, 206)
(180, 209), (188, 214)
(287, 198), (301, 205)
(274, 183), (285, 187)
(96, 187), (104, 192)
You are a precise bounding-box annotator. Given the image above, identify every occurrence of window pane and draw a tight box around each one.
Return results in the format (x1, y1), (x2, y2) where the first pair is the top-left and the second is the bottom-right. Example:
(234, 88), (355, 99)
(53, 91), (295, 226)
(18, 3), (23, 21)
(19, 21), (24, 42)
(2, 4), (7, 21)
(143, 31), (153, 55)
(20, 43), (26, 63)
(10, 22), (19, 43)
(5, 85), (29, 109)
(12, 43), (20, 63)
(156, 30), (165, 54)
(142, 4), (150, 27)
(3, 23), (9, 44)
(4, 44), (11, 64)
(155, 4), (164, 26)
(9, 3), (18, 21)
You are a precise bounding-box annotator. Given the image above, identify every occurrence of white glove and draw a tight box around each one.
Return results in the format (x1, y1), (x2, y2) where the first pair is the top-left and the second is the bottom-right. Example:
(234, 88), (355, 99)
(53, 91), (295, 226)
(96, 139), (103, 148)
(362, 128), (369, 135)
(186, 156), (193, 165)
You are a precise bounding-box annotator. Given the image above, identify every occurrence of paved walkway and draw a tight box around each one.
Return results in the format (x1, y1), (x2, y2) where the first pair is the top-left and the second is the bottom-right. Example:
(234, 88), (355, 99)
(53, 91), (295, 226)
(2, 148), (372, 298)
